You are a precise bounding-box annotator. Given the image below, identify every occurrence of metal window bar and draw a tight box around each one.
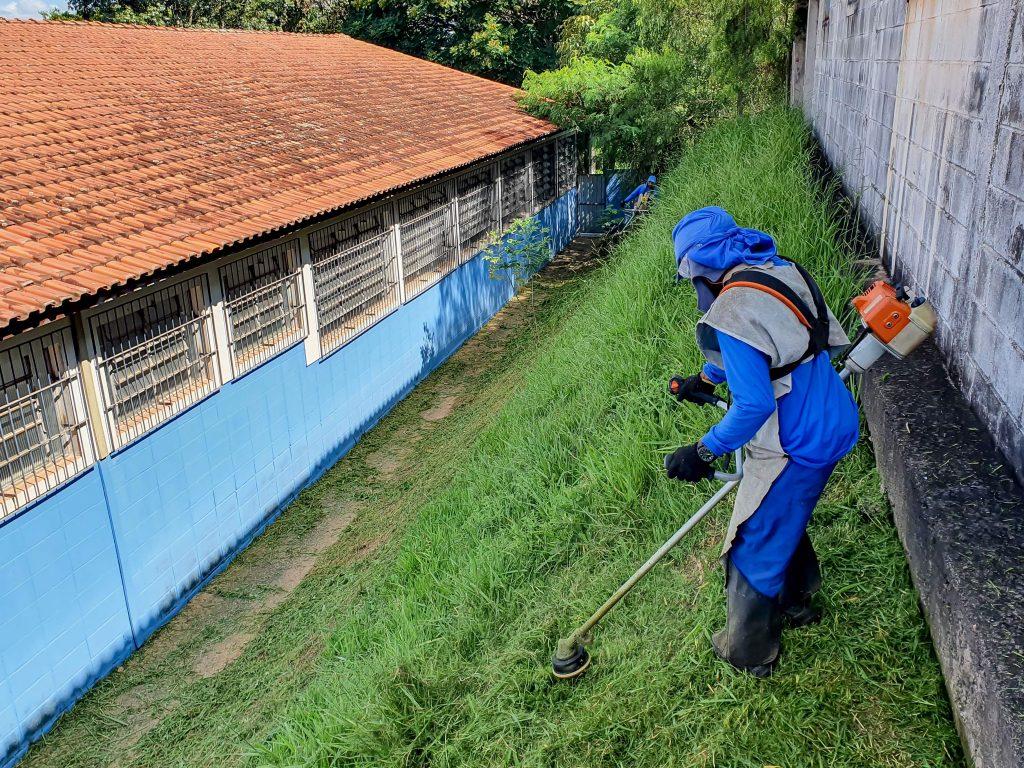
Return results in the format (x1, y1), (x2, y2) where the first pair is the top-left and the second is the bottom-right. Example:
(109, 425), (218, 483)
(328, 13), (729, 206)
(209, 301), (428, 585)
(220, 240), (306, 376)
(556, 135), (578, 196)
(500, 153), (532, 225)
(456, 167), (498, 260)
(398, 181), (458, 300)
(309, 220), (402, 355)
(532, 141), (558, 211)
(91, 276), (218, 450)
(0, 327), (92, 519)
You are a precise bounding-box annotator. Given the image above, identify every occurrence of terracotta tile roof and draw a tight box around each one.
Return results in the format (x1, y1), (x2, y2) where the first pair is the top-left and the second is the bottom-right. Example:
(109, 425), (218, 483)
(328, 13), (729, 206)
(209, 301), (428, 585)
(0, 20), (558, 328)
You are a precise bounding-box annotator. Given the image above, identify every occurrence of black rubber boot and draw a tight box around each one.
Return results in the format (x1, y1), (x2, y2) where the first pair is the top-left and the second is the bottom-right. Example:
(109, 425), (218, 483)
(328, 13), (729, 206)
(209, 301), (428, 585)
(779, 534), (822, 629)
(712, 558), (782, 678)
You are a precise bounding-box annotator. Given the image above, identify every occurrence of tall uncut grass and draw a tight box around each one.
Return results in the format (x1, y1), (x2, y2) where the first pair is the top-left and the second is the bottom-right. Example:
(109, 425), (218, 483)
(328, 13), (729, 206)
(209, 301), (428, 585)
(253, 110), (962, 767)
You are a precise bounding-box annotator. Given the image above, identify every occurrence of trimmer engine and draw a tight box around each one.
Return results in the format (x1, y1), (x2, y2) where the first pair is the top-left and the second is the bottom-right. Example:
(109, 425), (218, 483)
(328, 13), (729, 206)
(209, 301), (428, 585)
(843, 281), (936, 375)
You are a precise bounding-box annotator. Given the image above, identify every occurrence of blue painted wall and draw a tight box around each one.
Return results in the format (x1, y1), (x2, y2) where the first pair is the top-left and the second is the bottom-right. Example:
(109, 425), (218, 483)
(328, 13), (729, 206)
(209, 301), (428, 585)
(0, 188), (577, 767)
(0, 470), (134, 767)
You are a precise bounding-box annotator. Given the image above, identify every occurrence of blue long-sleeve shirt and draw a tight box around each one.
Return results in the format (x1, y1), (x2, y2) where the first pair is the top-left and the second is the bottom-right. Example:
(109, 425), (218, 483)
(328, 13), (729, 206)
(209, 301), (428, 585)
(622, 182), (656, 207)
(700, 331), (859, 467)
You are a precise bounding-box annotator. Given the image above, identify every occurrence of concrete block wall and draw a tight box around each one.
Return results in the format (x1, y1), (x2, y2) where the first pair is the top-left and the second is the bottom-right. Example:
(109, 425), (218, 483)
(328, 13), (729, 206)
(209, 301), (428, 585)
(797, 0), (1024, 483)
(805, 0), (908, 229)
(0, 188), (580, 768)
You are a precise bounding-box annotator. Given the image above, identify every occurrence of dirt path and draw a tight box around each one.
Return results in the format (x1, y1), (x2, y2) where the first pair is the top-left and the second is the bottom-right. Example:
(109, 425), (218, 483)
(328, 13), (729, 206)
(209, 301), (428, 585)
(22, 236), (608, 768)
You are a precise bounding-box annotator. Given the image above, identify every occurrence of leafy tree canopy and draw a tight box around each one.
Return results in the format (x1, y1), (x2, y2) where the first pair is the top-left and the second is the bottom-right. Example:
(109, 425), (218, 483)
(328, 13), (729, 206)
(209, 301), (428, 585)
(323, 0), (574, 84)
(520, 0), (796, 171)
(48, 0), (310, 30)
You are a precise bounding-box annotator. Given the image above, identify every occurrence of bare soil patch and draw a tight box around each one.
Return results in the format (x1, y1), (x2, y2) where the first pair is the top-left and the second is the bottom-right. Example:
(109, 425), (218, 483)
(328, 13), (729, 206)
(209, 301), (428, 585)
(194, 633), (255, 678)
(420, 395), (459, 422)
(304, 506), (359, 554)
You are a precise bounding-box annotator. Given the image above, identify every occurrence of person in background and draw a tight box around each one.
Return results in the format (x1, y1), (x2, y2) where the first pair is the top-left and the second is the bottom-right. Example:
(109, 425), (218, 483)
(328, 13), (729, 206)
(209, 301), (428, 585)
(621, 174), (658, 212)
(665, 206), (859, 677)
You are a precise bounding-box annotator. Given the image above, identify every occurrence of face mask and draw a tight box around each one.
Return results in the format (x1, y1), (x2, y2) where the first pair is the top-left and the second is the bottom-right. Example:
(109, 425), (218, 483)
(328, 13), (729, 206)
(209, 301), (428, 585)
(692, 277), (722, 312)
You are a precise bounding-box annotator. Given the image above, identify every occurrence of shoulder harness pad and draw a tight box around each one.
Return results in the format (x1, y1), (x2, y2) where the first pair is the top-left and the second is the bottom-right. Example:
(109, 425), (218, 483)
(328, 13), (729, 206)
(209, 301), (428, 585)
(720, 260), (831, 380)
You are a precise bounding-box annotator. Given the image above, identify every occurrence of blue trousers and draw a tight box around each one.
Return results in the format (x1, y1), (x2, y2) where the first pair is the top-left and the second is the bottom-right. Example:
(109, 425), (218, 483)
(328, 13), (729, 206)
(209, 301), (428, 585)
(730, 460), (837, 599)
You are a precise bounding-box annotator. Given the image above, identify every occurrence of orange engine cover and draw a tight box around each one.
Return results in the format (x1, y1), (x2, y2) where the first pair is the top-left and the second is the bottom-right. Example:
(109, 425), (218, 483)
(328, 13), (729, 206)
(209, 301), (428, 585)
(851, 281), (912, 344)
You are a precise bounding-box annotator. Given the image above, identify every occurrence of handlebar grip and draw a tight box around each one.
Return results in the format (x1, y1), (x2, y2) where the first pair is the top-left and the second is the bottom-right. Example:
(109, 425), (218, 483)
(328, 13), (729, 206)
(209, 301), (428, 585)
(664, 452), (740, 483)
(690, 391), (726, 407)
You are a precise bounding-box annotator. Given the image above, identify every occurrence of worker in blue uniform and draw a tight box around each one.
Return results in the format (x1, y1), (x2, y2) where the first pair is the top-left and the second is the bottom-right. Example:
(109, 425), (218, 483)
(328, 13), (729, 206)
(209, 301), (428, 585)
(621, 174), (658, 211)
(664, 206), (859, 677)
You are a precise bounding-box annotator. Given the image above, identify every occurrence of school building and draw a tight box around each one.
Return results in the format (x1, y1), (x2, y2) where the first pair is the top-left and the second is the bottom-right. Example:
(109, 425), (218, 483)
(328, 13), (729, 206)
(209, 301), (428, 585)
(0, 20), (582, 765)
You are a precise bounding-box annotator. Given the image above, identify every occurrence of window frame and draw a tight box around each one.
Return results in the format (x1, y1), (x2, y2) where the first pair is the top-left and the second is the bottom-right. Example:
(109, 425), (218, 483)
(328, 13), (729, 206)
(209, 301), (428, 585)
(531, 140), (558, 212)
(556, 134), (578, 197)
(499, 150), (533, 227)
(84, 273), (220, 452)
(0, 322), (95, 521)
(397, 179), (459, 301)
(218, 238), (307, 377)
(455, 163), (500, 262)
(308, 202), (403, 357)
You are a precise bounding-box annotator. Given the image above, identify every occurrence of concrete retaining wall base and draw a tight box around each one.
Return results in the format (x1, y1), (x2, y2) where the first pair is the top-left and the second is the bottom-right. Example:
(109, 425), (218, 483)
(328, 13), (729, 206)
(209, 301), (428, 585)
(863, 341), (1024, 768)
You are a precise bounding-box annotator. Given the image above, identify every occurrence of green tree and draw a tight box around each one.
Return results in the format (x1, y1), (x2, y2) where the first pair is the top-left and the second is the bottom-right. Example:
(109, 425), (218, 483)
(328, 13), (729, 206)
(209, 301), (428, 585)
(519, 49), (721, 171)
(484, 216), (551, 301)
(519, 0), (797, 170)
(709, 0), (795, 114)
(55, 0), (311, 29)
(324, 0), (574, 84)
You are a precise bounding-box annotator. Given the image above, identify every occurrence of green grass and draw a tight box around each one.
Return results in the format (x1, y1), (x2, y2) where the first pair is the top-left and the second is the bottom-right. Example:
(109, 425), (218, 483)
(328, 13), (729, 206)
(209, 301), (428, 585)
(250, 109), (962, 766)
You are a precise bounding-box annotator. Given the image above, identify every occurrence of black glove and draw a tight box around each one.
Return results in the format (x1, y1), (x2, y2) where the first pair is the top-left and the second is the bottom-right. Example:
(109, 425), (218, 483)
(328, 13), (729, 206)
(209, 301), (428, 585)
(664, 442), (716, 482)
(668, 373), (716, 405)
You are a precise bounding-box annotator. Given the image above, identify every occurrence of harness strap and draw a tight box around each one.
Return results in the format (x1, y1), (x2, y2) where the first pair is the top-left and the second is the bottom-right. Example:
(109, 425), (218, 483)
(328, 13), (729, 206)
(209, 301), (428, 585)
(721, 262), (831, 380)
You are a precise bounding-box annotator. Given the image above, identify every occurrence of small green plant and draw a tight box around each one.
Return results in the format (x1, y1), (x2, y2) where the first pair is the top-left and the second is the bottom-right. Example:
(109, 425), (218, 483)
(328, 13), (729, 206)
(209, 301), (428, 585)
(483, 216), (552, 301)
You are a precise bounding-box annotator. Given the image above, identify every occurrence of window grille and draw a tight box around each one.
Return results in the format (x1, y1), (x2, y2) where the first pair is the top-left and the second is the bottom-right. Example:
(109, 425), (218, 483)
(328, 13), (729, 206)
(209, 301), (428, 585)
(90, 276), (218, 450)
(456, 166), (498, 259)
(531, 141), (558, 211)
(556, 135), (578, 196)
(398, 181), (459, 300)
(309, 205), (402, 355)
(220, 240), (306, 376)
(0, 328), (92, 519)
(500, 152), (532, 225)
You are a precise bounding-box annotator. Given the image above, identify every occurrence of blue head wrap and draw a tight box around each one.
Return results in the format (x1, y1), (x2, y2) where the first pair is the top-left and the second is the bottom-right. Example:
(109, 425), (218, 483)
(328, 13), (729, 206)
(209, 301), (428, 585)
(672, 206), (783, 310)
(647, 175), (657, 185)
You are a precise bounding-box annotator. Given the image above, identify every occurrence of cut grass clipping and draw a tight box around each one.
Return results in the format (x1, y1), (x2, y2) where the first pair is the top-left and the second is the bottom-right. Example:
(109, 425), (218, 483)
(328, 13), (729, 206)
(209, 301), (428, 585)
(255, 109), (962, 766)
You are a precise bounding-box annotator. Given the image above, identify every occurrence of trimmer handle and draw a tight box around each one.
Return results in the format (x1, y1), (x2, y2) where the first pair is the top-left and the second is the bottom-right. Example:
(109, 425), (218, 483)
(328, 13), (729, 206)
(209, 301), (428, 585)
(691, 391), (726, 408)
(664, 392), (741, 483)
(667, 376), (726, 408)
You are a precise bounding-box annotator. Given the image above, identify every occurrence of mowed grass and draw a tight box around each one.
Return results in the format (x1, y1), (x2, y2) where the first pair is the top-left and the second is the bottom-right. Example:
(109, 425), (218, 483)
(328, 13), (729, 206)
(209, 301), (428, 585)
(252, 109), (963, 766)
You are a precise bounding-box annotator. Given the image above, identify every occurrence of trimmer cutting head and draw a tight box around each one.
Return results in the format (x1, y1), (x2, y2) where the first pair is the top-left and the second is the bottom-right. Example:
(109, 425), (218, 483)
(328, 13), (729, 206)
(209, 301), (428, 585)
(551, 637), (591, 681)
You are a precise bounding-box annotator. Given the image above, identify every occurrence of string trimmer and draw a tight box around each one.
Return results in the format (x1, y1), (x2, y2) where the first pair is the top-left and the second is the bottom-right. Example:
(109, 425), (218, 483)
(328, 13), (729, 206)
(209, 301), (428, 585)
(551, 280), (936, 680)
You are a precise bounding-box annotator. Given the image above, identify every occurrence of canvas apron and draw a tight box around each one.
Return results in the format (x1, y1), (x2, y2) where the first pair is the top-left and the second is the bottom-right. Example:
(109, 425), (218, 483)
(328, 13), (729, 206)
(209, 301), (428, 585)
(694, 261), (850, 556)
